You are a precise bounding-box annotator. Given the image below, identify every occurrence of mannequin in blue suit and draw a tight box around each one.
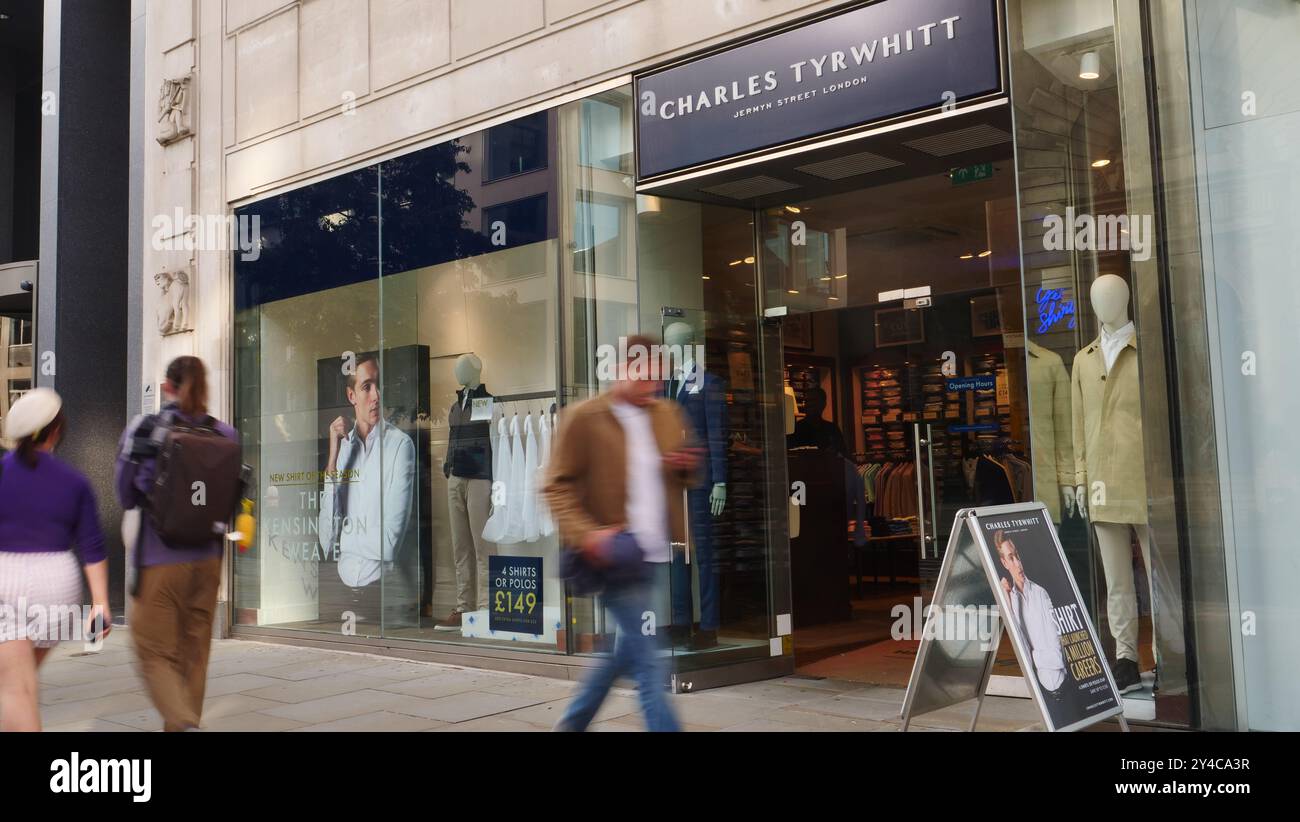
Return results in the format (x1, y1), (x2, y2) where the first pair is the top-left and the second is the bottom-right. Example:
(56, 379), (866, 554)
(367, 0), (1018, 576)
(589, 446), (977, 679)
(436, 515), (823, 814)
(664, 321), (728, 650)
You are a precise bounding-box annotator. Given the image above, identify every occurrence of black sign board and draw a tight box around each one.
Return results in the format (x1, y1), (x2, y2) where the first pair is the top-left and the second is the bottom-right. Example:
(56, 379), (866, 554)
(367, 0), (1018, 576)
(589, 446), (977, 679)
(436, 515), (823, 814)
(489, 556), (543, 635)
(634, 0), (1004, 181)
(902, 504), (1125, 733)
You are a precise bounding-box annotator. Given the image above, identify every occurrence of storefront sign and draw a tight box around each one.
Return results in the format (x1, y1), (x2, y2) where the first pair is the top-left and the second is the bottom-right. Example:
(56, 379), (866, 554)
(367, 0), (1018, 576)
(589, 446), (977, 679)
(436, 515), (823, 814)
(490, 556), (543, 635)
(946, 375), (995, 392)
(635, 0), (1003, 180)
(901, 504), (1124, 733)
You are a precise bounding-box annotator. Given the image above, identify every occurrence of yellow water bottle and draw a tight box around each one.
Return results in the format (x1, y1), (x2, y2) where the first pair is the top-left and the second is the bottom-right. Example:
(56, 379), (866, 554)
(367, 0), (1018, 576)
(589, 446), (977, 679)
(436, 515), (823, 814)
(233, 498), (256, 553)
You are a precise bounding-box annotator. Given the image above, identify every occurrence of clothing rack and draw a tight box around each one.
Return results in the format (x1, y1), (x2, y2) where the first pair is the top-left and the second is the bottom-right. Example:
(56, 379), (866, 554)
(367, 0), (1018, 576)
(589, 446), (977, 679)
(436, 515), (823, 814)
(491, 392), (558, 421)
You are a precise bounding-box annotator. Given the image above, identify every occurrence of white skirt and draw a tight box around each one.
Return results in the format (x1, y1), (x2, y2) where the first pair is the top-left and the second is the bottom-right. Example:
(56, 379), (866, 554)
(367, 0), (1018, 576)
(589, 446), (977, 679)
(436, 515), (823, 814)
(0, 551), (84, 648)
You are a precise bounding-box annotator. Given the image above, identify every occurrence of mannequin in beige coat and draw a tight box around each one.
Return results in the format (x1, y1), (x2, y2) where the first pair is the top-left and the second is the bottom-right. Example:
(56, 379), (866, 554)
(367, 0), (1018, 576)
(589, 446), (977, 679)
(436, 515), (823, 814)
(1071, 275), (1153, 692)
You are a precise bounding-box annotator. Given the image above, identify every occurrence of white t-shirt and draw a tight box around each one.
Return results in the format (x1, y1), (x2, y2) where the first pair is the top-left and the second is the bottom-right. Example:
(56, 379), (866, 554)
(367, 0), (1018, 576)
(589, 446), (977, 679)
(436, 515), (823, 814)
(609, 400), (670, 563)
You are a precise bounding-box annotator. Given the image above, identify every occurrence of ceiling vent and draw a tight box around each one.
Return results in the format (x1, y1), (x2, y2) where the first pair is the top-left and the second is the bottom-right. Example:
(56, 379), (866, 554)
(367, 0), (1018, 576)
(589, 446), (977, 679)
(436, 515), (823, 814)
(697, 175), (800, 200)
(902, 124), (1012, 157)
(795, 150), (902, 180)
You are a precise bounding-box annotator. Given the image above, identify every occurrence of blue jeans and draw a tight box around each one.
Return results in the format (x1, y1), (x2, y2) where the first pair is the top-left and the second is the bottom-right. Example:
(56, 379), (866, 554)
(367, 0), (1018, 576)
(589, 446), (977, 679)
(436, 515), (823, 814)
(559, 566), (680, 732)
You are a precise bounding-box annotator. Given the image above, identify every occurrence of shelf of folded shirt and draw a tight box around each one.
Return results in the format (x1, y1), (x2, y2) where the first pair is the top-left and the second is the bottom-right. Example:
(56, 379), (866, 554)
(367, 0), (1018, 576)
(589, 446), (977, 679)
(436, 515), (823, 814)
(847, 517), (921, 594)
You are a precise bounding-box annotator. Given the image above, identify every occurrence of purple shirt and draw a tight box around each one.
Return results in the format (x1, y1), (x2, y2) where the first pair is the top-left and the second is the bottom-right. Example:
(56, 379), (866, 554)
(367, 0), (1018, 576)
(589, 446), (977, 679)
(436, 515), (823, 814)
(114, 407), (239, 568)
(0, 451), (107, 564)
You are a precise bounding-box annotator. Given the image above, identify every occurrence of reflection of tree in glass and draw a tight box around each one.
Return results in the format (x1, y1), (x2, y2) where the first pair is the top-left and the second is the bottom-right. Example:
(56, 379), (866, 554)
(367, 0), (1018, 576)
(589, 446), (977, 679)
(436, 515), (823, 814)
(380, 140), (493, 274)
(235, 165), (380, 307)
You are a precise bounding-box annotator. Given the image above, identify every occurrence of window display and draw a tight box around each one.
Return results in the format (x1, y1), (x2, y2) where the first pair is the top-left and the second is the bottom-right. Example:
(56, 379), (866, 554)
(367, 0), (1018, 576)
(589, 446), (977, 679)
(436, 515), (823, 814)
(233, 111), (568, 650)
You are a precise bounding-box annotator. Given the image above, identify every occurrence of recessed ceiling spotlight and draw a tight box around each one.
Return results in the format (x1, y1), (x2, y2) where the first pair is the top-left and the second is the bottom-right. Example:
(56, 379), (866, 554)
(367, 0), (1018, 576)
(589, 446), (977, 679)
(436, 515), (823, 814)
(978, 250), (992, 258)
(1091, 158), (1111, 168)
(960, 253), (974, 260)
(786, 205), (802, 214)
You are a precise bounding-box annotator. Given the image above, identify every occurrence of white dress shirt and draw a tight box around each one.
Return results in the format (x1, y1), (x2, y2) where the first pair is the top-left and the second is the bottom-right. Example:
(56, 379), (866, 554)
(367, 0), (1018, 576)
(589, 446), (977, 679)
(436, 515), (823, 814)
(1100, 321), (1134, 374)
(609, 400), (670, 563)
(1010, 577), (1067, 692)
(318, 421), (416, 588)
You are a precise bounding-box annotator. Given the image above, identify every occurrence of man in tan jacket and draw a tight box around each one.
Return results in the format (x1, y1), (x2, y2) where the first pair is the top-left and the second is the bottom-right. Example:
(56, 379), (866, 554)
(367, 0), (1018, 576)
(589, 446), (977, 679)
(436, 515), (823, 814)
(545, 334), (700, 732)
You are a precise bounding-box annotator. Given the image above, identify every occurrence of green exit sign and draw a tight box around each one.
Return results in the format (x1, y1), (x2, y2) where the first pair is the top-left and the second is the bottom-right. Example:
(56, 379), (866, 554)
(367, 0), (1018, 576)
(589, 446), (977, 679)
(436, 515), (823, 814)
(950, 163), (994, 186)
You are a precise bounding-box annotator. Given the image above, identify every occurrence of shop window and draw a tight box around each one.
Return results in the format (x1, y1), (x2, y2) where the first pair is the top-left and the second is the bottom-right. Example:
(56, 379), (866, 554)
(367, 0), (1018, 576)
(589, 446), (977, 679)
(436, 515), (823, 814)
(9, 319), (31, 346)
(8, 378), (31, 407)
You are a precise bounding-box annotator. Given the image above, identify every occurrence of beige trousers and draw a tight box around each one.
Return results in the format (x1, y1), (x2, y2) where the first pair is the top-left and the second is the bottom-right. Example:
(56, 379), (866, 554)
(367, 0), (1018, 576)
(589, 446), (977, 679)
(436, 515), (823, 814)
(448, 476), (494, 612)
(1093, 522), (1153, 665)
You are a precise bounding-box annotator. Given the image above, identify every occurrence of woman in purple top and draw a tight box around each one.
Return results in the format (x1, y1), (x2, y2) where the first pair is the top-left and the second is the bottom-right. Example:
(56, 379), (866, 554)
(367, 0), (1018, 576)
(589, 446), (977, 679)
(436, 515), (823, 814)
(0, 388), (110, 731)
(115, 356), (239, 731)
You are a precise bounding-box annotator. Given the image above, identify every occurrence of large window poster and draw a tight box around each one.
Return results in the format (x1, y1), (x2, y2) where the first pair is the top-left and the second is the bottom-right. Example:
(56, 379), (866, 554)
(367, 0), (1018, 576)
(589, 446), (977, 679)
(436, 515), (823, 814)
(976, 508), (1119, 730)
(315, 347), (429, 634)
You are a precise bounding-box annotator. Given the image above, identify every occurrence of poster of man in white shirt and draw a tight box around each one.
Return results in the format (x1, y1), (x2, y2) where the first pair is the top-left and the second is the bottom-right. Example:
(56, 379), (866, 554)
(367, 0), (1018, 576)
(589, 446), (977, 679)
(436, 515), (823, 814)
(982, 514), (1119, 730)
(995, 531), (1067, 695)
(318, 354), (416, 600)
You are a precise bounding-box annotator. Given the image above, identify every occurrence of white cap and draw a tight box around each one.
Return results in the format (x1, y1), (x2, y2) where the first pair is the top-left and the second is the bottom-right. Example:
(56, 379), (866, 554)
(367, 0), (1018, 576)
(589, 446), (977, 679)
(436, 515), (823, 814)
(4, 387), (62, 440)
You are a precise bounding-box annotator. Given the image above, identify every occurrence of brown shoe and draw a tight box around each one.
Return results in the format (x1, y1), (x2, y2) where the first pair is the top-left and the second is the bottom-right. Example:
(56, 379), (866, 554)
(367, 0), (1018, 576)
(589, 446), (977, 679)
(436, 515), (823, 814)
(433, 610), (463, 632)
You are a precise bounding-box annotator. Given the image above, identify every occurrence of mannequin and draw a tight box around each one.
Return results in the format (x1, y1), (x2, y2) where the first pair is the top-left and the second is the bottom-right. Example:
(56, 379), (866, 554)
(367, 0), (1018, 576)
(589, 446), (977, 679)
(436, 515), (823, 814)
(435, 353), (496, 631)
(664, 321), (728, 649)
(1070, 275), (1153, 692)
(1025, 339), (1075, 522)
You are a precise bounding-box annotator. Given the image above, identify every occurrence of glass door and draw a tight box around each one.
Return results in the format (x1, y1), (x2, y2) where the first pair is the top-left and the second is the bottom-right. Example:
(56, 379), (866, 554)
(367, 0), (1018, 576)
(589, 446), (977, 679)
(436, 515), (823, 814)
(638, 199), (782, 675)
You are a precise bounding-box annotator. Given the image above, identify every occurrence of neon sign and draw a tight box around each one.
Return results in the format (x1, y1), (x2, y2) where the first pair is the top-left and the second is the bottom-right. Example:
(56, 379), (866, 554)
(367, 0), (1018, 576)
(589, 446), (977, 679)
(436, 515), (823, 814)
(1036, 287), (1076, 334)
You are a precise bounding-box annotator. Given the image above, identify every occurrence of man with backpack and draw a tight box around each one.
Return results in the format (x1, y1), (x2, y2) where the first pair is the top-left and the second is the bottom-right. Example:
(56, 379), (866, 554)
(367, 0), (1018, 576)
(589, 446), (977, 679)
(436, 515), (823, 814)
(115, 356), (244, 732)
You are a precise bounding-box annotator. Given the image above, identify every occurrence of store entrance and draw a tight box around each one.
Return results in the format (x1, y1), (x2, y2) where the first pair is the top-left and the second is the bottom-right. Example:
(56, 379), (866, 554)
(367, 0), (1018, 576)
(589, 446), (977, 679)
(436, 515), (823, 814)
(763, 125), (1029, 686)
(782, 296), (1027, 686)
(643, 104), (1033, 686)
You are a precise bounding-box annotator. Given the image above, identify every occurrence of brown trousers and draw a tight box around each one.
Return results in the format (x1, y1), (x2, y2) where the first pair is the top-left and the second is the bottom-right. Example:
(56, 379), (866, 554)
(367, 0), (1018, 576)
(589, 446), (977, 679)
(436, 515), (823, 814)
(131, 557), (221, 731)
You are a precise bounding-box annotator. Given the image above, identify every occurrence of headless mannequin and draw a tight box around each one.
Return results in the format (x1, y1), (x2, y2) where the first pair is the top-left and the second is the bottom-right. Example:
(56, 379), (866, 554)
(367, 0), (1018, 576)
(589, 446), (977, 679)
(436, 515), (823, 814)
(440, 353), (495, 627)
(665, 322), (726, 514)
(663, 321), (727, 645)
(1073, 276), (1155, 670)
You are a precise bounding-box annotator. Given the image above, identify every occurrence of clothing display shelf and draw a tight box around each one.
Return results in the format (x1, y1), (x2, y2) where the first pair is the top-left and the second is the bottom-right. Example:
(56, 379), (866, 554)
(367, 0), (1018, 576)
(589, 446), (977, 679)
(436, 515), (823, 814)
(784, 363), (824, 421)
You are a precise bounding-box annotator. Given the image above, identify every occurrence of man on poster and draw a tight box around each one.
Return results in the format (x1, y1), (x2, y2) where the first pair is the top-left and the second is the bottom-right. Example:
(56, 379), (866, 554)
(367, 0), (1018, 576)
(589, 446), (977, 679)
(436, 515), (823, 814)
(319, 354), (416, 592)
(995, 530), (1067, 703)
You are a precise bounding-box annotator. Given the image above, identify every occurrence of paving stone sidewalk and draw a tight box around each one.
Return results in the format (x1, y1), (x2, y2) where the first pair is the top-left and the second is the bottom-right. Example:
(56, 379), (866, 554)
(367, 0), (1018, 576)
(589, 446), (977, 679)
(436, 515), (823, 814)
(35, 628), (1042, 732)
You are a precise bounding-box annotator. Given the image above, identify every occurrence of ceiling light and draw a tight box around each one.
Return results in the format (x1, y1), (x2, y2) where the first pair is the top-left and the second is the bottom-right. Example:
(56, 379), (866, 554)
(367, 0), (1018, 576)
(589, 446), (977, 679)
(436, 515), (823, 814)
(1079, 51), (1100, 80)
(835, 274), (848, 279)
(960, 253), (974, 260)
(786, 205), (802, 214)
(978, 250), (992, 258)
(701, 275), (711, 280)
(828, 296), (840, 301)
(820, 276), (832, 281)
(1091, 158), (1111, 168)
(637, 195), (662, 215)
(788, 290), (799, 294)
(744, 256), (755, 265)
(729, 259), (743, 266)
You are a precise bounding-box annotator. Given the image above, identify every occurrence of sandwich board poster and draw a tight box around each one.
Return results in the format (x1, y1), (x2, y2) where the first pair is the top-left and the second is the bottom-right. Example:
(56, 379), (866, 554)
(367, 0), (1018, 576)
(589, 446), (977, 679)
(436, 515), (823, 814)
(976, 505), (1122, 731)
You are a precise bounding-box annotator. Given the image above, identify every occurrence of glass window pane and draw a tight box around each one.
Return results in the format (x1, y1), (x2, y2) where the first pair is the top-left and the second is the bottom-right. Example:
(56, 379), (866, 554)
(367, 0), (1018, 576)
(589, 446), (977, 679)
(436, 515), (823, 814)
(485, 112), (548, 182)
